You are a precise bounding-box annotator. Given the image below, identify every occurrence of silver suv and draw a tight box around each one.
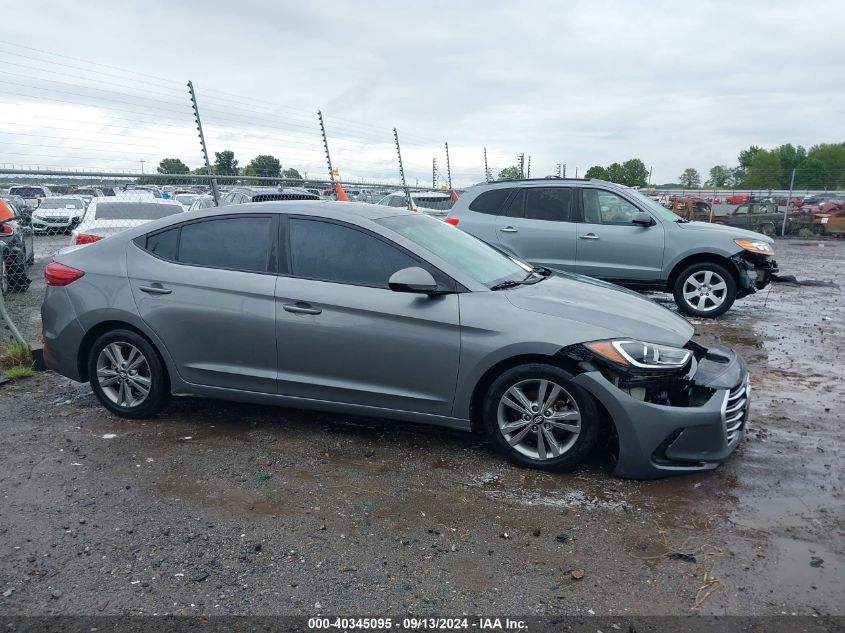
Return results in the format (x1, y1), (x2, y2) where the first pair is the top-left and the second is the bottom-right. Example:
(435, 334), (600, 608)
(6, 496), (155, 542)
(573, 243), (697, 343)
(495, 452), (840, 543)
(446, 179), (778, 317)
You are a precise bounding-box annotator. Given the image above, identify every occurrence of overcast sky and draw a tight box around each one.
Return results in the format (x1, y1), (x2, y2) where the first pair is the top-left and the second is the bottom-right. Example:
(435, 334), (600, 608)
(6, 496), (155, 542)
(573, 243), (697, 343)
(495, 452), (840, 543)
(1, 0), (843, 186)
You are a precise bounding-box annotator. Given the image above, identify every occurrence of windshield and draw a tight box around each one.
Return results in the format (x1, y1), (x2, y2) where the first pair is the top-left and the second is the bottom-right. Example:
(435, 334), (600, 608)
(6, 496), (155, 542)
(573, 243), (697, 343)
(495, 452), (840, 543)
(94, 202), (182, 220)
(9, 187), (46, 198)
(378, 215), (530, 288)
(40, 198), (84, 210)
(174, 194), (197, 205)
(627, 189), (685, 222)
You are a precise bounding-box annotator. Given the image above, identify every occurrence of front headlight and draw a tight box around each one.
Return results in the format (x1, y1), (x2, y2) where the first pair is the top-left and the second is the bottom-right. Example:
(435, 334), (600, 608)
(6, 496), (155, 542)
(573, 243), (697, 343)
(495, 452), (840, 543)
(585, 339), (692, 370)
(735, 238), (773, 256)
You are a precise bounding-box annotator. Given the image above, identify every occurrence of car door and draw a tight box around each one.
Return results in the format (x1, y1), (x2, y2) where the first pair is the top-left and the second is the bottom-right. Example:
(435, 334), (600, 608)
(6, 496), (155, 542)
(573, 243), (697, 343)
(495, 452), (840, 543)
(128, 214), (279, 393)
(494, 187), (577, 271)
(729, 205), (749, 228)
(575, 187), (665, 282)
(274, 216), (460, 416)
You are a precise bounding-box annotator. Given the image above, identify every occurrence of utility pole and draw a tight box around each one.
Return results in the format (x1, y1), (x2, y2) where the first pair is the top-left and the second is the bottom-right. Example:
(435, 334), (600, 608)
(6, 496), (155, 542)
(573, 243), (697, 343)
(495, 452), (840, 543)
(187, 80), (219, 205)
(526, 155), (531, 179)
(782, 167), (795, 237)
(317, 110), (336, 187)
(444, 142), (453, 192)
(432, 157), (438, 189)
(562, 164), (566, 178)
(139, 160), (145, 175)
(394, 128), (411, 209)
(517, 153), (525, 178)
(483, 147), (490, 182)
(555, 163), (561, 178)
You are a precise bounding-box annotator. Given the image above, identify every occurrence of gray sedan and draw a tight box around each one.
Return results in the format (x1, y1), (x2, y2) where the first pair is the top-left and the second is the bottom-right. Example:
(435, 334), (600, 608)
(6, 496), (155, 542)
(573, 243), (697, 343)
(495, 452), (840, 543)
(41, 202), (750, 478)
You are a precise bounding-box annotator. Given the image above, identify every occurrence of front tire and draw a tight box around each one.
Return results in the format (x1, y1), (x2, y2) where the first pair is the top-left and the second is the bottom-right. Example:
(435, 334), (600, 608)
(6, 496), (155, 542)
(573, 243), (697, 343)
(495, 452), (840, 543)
(482, 363), (599, 472)
(87, 329), (170, 418)
(673, 262), (736, 318)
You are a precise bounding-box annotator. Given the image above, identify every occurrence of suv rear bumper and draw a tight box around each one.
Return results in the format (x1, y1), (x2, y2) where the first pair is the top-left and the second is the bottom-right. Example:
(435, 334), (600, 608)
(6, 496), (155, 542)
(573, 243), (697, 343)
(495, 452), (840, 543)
(572, 348), (749, 479)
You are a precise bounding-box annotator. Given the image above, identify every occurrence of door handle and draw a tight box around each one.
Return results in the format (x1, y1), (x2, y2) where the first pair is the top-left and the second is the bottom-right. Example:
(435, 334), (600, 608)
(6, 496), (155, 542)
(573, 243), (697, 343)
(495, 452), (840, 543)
(283, 302), (322, 315)
(499, 226), (518, 233)
(139, 284), (172, 295)
(579, 233), (600, 240)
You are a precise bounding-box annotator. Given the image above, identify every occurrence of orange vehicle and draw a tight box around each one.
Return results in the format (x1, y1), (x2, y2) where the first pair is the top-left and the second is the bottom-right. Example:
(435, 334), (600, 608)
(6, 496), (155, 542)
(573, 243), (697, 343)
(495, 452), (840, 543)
(814, 208), (845, 236)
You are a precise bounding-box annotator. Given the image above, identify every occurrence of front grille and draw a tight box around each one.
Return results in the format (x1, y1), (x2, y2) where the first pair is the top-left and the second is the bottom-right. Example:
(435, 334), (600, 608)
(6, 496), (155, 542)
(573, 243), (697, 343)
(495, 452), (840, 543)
(41, 216), (70, 224)
(723, 377), (750, 444)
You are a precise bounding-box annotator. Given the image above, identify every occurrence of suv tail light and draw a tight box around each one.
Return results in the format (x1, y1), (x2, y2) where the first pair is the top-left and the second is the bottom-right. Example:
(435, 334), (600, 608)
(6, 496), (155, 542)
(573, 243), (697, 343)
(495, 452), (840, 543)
(0, 222), (13, 235)
(444, 218), (459, 226)
(75, 232), (103, 245)
(45, 261), (85, 286)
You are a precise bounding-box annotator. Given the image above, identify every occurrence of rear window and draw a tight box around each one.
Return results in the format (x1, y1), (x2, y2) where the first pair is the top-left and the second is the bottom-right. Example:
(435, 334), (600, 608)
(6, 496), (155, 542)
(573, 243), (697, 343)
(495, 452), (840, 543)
(95, 202), (182, 220)
(39, 198), (84, 210)
(414, 196), (453, 211)
(9, 187), (45, 198)
(468, 189), (510, 214)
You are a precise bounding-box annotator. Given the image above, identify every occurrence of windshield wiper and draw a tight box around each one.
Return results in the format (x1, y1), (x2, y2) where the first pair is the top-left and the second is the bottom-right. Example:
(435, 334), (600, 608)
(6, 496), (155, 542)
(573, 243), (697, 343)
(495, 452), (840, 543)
(490, 279), (524, 291)
(490, 270), (546, 290)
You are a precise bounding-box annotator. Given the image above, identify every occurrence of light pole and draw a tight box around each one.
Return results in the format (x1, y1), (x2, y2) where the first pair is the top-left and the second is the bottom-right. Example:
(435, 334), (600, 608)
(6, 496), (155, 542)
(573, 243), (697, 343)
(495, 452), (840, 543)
(139, 160), (146, 175)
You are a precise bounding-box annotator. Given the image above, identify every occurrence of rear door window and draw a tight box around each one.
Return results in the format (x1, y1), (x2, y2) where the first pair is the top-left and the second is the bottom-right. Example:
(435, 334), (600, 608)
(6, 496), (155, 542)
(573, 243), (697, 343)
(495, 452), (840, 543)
(178, 216), (273, 273)
(145, 228), (178, 260)
(468, 189), (510, 214)
(524, 188), (573, 222)
(501, 189), (525, 218)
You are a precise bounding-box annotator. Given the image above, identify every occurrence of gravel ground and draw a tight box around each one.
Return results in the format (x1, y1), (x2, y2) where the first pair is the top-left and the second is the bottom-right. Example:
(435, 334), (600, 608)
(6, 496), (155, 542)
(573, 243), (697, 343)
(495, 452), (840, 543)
(0, 237), (842, 617)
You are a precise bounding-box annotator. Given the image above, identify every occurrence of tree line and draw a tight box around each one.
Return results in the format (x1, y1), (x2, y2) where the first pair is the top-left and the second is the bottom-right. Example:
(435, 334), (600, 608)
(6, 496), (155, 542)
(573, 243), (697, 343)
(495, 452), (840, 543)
(155, 152), (303, 181)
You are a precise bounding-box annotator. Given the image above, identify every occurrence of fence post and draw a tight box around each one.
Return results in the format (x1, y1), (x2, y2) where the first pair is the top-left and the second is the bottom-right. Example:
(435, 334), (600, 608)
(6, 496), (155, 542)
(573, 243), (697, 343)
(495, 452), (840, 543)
(187, 80), (220, 206)
(0, 291), (28, 349)
(432, 158), (438, 189)
(781, 168), (795, 237)
(393, 128), (411, 209)
(444, 142), (452, 192)
(318, 110), (337, 189)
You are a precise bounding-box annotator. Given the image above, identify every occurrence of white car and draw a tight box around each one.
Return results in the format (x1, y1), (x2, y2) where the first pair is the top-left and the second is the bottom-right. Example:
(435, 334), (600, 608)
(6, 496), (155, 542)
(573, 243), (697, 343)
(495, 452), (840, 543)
(70, 199), (184, 246)
(31, 196), (87, 233)
(375, 190), (455, 218)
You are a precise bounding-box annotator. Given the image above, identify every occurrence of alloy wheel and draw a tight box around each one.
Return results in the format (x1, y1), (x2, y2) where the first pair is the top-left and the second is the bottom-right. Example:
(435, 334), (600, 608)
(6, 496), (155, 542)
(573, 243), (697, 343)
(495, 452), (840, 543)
(496, 379), (582, 460)
(96, 342), (152, 408)
(682, 270), (728, 313)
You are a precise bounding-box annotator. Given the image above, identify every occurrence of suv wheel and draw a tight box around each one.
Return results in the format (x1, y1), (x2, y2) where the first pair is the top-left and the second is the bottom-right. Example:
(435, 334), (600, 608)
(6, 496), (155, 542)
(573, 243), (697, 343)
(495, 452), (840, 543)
(87, 329), (170, 419)
(673, 262), (736, 318)
(759, 223), (776, 237)
(482, 363), (599, 472)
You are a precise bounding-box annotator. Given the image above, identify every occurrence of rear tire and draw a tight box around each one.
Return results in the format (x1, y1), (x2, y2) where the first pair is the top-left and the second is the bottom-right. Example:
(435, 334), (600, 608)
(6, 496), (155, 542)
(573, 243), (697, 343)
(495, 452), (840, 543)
(482, 363), (599, 472)
(87, 329), (170, 419)
(673, 262), (736, 318)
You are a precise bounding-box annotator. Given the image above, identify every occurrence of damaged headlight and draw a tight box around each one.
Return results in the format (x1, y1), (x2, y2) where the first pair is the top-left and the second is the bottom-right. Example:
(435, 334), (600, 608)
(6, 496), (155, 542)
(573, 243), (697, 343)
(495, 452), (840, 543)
(584, 340), (692, 370)
(734, 239), (773, 256)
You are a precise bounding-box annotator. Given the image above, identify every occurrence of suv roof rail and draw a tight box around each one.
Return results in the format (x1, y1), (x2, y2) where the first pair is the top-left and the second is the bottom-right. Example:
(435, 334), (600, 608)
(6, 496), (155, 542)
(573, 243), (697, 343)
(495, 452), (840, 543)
(475, 177), (594, 186)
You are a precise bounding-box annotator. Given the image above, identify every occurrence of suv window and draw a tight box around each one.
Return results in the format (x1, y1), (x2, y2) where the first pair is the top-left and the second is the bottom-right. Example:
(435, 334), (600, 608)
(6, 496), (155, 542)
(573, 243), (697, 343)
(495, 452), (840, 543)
(179, 216), (272, 273)
(582, 189), (642, 225)
(501, 189), (525, 218)
(468, 188), (510, 214)
(289, 219), (418, 288)
(734, 205), (749, 215)
(524, 188), (572, 222)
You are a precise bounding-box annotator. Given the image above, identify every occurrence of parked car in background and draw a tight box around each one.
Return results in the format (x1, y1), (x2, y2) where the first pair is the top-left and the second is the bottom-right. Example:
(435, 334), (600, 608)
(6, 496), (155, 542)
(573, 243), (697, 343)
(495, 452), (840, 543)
(8, 185), (52, 209)
(69, 187), (105, 198)
(446, 178), (777, 318)
(173, 193), (198, 208)
(0, 199), (34, 293)
(220, 187), (320, 205)
(188, 195), (217, 211)
(376, 190), (455, 218)
(0, 194), (32, 225)
(70, 199), (184, 246)
(713, 203), (783, 236)
(814, 208), (845, 236)
(42, 200), (751, 479)
(124, 185), (162, 198)
(725, 194), (750, 205)
(31, 196), (87, 234)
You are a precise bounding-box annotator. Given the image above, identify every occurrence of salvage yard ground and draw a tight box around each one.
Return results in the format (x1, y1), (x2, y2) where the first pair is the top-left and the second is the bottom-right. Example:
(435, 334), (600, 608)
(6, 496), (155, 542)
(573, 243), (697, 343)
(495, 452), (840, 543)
(0, 239), (842, 615)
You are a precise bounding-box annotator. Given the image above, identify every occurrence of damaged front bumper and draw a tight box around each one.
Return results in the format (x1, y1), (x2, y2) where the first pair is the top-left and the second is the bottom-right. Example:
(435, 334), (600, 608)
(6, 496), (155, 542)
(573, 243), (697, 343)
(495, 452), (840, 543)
(732, 251), (778, 297)
(572, 344), (750, 479)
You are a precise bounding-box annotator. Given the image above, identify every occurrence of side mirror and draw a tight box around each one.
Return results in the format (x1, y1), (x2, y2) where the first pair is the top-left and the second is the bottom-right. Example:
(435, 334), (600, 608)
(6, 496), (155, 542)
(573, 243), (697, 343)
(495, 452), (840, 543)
(388, 266), (439, 294)
(631, 211), (653, 226)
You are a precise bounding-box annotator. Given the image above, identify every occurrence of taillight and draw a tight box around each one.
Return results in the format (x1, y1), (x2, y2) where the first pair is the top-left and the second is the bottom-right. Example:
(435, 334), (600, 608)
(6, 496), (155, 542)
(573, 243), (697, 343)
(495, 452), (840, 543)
(444, 218), (460, 226)
(45, 261), (85, 286)
(75, 233), (103, 245)
(0, 222), (13, 235)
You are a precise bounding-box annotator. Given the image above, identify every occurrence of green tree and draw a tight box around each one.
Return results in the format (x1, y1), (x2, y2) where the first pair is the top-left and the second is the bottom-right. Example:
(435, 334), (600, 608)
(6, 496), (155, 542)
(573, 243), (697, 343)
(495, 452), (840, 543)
(584, 165), (608, 180)
(157, 158), (190, 174)
(742, 151), (781, 189)
(620, 158), (648, 187)
(497, 166), (522, 180)
(773, 144), (806, 185)
(806, 143), (845, 188)
(604, 162), (625, 184)
(282, 167), (302, 181)
(213, 150), (239, 176)
(734, 145), (762, 183)
(705, 165), (732, 187)
(678, 168), (701, 189)
(248, 154), (281, 178)
(793, 157), (828, 189)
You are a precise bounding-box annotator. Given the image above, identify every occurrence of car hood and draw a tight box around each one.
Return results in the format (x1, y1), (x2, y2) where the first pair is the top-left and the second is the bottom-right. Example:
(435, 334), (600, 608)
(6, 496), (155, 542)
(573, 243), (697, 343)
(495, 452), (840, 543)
(675, 220), (774, 243)
(505, 273), (694, 347)
(34, 208), (83, 217)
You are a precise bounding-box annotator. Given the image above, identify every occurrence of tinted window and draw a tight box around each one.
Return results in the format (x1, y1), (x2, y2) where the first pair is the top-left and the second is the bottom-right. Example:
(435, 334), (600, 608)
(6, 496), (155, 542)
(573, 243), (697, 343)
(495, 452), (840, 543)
(290, 219), (418, 288)
(94, 202), (182, 220)
(179, 216), (272, 273)
(9, 187), (46, 198)
(468, 188), (510, 214)
(502, 189), (525, 218)
(524, 188), (572, 222)
(146, 228), (178, 260)
(582, 189), (642, 225)
(388, 195), (407, 208)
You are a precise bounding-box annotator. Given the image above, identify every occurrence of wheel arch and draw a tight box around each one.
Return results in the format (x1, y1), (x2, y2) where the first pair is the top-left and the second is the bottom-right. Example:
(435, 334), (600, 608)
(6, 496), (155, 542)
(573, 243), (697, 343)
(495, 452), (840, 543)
(77, 320), (170, 386)
(667, 252), (739, 291)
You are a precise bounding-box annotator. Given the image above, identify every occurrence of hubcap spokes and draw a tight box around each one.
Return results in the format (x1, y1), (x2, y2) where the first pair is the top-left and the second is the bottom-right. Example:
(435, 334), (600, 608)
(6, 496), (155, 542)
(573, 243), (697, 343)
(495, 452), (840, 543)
(497, 379), (581, 460)
(682, 270), (727, 311)
(96, 342), (150, 408)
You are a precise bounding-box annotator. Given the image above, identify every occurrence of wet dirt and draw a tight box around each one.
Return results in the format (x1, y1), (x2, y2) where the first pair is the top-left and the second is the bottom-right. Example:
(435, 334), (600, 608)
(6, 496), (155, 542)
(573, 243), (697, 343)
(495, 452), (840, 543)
(0, 239), (842, 616)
